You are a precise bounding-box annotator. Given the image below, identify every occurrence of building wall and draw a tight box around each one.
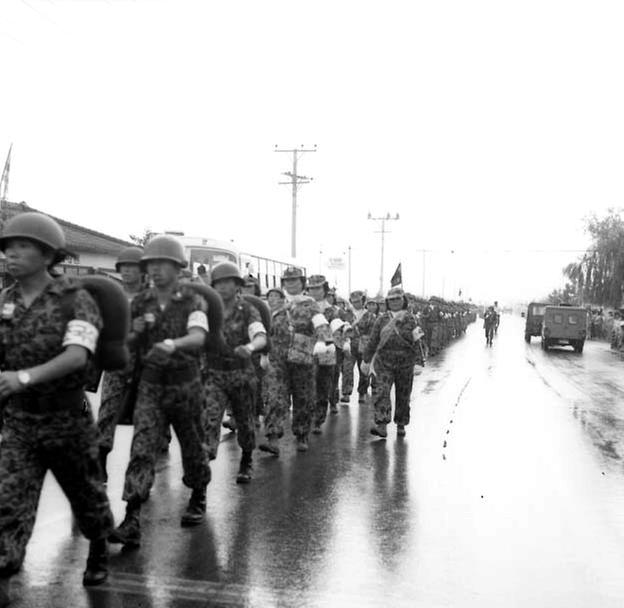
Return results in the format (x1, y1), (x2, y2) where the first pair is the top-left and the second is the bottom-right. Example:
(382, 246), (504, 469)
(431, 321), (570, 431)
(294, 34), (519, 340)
(75, 252), (118, 271)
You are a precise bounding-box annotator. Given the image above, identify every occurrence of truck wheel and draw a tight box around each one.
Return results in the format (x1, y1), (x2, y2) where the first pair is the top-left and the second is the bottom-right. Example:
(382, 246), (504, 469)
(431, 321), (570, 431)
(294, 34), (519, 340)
(542, 338), (549, 351)
(575, 340), (584, 354)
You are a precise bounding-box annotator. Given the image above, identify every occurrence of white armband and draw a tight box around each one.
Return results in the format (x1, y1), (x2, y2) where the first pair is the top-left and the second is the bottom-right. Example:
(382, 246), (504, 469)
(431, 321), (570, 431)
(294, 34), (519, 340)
(312, 313), (328, 329)
(63, 320), (99, 354)
(187, 310), (209, 332)
(248, 321), (266, 341)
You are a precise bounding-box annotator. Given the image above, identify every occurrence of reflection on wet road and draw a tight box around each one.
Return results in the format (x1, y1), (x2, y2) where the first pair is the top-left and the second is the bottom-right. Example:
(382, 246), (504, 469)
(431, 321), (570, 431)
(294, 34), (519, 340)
(12, 315), (624, 607)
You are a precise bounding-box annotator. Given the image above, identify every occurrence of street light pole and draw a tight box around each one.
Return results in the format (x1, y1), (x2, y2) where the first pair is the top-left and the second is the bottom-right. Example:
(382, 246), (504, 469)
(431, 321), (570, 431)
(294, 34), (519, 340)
(368, 212), (399, 295)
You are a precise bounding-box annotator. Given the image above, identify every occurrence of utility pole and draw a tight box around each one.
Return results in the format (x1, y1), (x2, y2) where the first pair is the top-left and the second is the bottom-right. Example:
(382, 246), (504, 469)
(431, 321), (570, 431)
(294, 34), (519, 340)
(275, 144), (317, 258)
(0, 144), (12, 204)
(368, 212), (399, 295)
(348, 245), (352, 294)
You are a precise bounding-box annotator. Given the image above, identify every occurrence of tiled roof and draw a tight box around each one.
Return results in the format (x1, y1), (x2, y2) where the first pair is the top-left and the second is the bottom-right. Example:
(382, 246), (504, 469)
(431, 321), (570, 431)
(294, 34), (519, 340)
(2, 201), (133, 256)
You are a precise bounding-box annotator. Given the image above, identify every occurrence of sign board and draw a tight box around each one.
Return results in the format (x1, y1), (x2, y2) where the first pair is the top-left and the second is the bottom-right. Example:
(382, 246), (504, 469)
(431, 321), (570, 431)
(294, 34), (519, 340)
(326, 257), (345, 270)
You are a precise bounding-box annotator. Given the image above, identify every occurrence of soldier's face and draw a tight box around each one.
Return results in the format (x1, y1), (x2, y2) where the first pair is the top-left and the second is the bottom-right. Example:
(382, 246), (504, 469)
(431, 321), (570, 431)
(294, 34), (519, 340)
(350, 298), (363, 310)
(388, 297), (404, 312)
(119, 263), (141, 286)
(308, 286), (325, 301)
(267, 292), (284, 310)
(283, 278), (302, 295)
(366, 302), (377, 313)
(146, 259), (179, 288)
(3, 238), (53, 278)
(214, 278), (238, 300)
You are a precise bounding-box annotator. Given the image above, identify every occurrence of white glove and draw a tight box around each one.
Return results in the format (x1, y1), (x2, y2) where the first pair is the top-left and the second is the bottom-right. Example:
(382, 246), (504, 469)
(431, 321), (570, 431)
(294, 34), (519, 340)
(412, 327), (424, 342)
(343, 341), (351, 355)
(313, 341), (327, 356)
(360, 362), (371, 376)
(260, 354), (270, 370)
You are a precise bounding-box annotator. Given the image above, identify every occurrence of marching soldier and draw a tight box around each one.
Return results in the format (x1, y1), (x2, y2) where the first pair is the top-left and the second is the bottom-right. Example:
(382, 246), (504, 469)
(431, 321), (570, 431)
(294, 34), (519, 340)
(355, 296), (380, 403)
(203, 262), (267, 483)
(97, 246), (144, 482)
(0, 213), (115, 604)
(109, 235), (211, 549)
(340, 290), (366, 404)
(362, 287), (425, 438)
(260, 268), (333, 454)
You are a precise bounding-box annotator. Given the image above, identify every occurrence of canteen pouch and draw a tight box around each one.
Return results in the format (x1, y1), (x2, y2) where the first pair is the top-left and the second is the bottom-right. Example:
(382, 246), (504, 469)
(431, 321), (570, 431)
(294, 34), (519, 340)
(287, 332), (315, 365)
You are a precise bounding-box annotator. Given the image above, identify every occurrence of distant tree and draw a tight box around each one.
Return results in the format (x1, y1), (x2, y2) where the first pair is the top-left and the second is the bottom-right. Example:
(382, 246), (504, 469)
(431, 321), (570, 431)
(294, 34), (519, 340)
(563, 209), (624, 307)
(129, 228), (156, 247)
(545, 282), (579, 305)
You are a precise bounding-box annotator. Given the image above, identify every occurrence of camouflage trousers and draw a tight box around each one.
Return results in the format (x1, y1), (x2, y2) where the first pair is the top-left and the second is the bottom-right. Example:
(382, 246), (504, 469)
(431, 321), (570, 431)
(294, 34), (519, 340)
(252, 355), (265, 418)
(122, 372), (210, 504)
(0, 403), (113, 576)
(203, 366), (257, 459)
(314, 362), (335, 427)
(97, 369), (129, 453)
(263, 357), (315, 439)
(372, 361), (415, 426)
(341, 350), (355, 397)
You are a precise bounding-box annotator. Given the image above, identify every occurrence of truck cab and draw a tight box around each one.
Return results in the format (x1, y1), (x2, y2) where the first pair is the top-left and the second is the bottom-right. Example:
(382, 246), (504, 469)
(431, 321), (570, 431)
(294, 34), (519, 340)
(524, 302), (546, 343)
(541, 305), (588, 353)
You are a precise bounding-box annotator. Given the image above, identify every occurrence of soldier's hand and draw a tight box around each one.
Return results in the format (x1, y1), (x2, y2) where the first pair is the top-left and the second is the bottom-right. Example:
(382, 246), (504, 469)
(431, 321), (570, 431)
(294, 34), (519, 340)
(343, 341), (351, 355)
(234, 345), (253, 359)
(360, 362), (371, 376)
(0, 372), (24, 399)
(260, 354), (270, 370)
(133, 317), (147, 333)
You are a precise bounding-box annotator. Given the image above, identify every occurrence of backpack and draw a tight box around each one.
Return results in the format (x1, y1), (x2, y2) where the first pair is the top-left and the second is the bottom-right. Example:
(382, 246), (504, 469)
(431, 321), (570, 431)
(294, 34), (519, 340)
(61, 275), (131, 371)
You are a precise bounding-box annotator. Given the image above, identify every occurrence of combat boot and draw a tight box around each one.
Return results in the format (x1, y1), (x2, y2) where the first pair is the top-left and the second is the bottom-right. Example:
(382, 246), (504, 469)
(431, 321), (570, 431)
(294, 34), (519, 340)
(397, 424), (406, 437)
(180, 488), (207, 527)
(222, 418), (237, 432)
(312, 423), (322, 435)
(296, 435), (309, 452)
(259, 435), (280, 456)
(236, 451), (253, 484)
(370, 423), (388, 438)
(108, 500), (141, 548)
(358, 393), (366, 404)
(330, 403), (339, 414)
(82, 537), (108, 586)
(340, 395), (350, 404)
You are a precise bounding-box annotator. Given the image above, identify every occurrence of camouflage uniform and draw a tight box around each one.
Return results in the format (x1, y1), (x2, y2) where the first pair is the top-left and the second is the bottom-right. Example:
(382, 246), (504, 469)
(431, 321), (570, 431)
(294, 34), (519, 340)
(122, 287), (210, 504)
(263, 296), (330, 440)
(0, 277), (113, 576)
(364, 309), (425, 427)
(203, 296), (264, 459)
(353, 308), (378, 397)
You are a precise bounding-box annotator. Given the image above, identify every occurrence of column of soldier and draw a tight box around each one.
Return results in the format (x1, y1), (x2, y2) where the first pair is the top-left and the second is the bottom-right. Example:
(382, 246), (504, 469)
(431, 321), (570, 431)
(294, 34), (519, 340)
(0, 213), (476, 607)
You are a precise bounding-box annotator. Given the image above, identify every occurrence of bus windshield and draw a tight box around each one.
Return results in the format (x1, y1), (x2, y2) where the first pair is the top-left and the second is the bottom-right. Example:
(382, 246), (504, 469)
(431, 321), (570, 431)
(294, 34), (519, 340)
(188, 247), (237, 270)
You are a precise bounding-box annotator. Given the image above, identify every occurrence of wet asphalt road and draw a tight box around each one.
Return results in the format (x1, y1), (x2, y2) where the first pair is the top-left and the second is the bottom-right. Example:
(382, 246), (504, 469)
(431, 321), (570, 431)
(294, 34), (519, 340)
(10, 315), (624, 607)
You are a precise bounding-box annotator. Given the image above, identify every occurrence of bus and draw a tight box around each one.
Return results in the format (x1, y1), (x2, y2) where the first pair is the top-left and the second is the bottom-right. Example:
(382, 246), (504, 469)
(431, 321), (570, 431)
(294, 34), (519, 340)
(163, 232), (307, 294)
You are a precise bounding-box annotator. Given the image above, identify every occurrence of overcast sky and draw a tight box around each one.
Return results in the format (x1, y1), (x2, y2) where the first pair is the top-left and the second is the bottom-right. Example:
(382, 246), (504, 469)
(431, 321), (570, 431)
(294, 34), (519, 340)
(1, 0), (622, 303)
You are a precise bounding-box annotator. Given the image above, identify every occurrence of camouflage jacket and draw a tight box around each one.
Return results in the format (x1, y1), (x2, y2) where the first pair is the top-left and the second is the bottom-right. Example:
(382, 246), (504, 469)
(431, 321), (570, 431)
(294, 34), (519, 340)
(131, 285), (207, 371)
(364, 310), (424, 369)
(0, 276), (102, 393)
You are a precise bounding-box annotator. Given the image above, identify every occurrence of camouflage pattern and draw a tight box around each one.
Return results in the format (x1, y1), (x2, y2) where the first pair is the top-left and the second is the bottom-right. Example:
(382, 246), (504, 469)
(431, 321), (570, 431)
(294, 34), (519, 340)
(121, 284), (209, 503)
(122, 374), (209, 502)
(371, 361), (414, 426)
(0, 405), (114, 576)
(203, 367), (257, 458)
(353, 309), (378, 396)
(97, 369), (128, 452)
(263, 297), (331, 440)
(0, 276), (112, 576)
(203, 296), (263, 457)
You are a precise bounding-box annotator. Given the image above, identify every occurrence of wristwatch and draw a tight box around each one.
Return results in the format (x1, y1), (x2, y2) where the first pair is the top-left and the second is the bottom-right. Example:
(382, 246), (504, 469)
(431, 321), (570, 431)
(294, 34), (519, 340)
(163, 339), (176, 352)
(17, 370), (32, 387)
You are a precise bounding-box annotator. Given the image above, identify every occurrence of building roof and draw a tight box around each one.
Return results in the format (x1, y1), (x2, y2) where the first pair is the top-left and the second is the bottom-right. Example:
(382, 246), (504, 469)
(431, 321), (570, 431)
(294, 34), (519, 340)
(1, 201), (133, 256)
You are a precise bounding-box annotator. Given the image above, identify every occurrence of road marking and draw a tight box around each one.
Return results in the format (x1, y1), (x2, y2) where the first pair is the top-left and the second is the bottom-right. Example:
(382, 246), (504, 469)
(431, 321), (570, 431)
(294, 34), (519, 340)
(441, 376), (472, 461)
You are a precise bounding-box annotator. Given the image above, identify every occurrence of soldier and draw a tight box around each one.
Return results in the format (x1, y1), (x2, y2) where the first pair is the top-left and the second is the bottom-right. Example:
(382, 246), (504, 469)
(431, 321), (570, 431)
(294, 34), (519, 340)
(307, 275), (342, 431)
(97, 246), (144, 482)
(203, 262), (267, 483)
(109, 235), (211, 549)
(241, 274), (264, 427)
(361, 287), (425, 438)
(0, 212), (115, 604)
(355, 296), (380, 403)
(340, 290), (366, 404)
(259, 268), (332, 454)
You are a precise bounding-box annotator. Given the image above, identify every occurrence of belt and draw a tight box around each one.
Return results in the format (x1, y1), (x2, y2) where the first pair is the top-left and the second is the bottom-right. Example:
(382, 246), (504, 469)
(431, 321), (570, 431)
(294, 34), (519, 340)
(141, 365), (199, 385)
(10, 389), (86, 414)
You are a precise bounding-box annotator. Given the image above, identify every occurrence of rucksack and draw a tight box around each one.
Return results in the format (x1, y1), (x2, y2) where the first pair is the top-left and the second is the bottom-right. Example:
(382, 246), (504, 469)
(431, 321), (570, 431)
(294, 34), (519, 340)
(61, 275), (130, 371)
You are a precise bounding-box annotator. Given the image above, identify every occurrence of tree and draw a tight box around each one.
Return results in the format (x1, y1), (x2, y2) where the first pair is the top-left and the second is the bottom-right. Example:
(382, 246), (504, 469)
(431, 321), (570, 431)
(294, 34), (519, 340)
(129, 228), (156, 247)
(563, 209), (624, 307)
(545, 282), (579, 305)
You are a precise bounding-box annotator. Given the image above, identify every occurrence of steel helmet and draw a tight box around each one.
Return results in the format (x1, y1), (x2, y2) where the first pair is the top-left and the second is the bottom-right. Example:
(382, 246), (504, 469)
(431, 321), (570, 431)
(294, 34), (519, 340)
(141, 235), (187, 268)
(115, 246), (143, 272)
(0, 212), (67, 252)
(281, 266), (304, 281)
(211, 261), (244, 286)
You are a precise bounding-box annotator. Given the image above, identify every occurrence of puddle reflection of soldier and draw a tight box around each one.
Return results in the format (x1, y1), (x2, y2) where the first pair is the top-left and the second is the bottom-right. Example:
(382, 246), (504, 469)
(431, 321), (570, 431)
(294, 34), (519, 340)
(0, 213), (115, 604)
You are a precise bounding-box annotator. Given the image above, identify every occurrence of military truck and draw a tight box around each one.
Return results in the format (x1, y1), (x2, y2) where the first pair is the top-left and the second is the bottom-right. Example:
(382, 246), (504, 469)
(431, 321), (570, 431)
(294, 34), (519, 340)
(524, 302), (546, 343)
(541, 305), (588, 353)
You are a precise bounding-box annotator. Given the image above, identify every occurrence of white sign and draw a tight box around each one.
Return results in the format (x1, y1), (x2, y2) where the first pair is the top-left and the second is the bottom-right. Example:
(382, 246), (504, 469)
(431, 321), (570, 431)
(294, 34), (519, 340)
(326, 257), (345, 270)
